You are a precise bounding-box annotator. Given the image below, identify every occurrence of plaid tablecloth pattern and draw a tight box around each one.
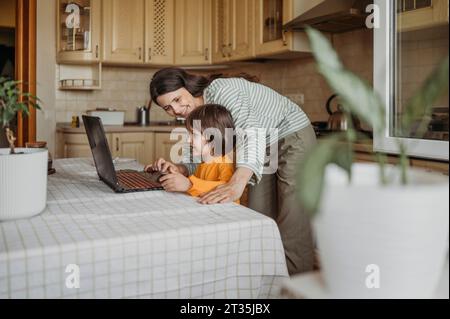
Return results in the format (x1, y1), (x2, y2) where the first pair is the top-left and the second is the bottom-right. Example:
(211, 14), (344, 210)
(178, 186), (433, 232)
(0, 158), (288, 299)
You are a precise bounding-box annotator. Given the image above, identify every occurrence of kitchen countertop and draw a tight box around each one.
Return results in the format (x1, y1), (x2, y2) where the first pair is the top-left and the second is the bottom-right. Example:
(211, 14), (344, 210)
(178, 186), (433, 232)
(56, 121), (185, 133)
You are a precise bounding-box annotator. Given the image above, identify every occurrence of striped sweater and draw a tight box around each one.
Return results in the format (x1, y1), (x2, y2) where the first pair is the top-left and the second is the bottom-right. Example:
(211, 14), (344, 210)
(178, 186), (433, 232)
(185, 78), (311, 184)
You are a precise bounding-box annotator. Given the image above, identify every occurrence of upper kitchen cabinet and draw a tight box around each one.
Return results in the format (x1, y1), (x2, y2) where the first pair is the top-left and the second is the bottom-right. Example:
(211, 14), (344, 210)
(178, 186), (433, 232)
(254, 0), (312, 58)
(212, 0), (254, 63)
(397, 0), (449, 32)
(145, 0), (175, 65)
(102, 0), (145, 64)
(56, 0), (101, 63)
(174, 0), (212, 65)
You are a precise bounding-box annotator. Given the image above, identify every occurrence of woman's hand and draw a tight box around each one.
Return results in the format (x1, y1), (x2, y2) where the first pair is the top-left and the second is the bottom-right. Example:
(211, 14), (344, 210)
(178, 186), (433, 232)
(198, 167), (253, 204)
(144, 158), (180, 174)
(159, 170), (192, 192)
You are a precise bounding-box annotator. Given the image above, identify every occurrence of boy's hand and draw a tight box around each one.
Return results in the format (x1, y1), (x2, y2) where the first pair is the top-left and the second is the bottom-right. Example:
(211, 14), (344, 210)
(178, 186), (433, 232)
(159, 169), (192, 192)
(144, 158), (180, 174)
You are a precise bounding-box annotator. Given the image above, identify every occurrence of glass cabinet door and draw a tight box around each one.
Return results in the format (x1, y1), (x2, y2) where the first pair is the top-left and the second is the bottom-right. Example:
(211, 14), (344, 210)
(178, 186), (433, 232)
(262, 0), (283, 43)
(57, 0), (101, 63)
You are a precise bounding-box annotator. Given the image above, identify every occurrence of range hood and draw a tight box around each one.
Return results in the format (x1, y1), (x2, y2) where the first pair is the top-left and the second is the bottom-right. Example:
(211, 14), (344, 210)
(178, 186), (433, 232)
(283, 0), (373, 33)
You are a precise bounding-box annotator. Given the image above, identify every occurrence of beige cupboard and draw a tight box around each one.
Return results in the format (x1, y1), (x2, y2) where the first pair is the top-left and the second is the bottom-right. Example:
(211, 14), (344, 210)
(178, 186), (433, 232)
(174, 0), (212, 65)
(212, 0), (254, 63)
(102, 0), (174, 65)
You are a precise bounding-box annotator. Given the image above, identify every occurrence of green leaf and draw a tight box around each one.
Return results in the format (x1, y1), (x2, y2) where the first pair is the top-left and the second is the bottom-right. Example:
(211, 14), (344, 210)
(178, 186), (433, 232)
(296, 135), (353, 217)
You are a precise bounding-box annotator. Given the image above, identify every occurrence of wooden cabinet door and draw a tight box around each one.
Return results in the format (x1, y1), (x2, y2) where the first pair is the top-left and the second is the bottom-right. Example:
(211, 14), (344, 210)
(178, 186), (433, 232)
(145, 0), (175, 65)
(229, 0), (254, 61)
(61, 133), (112, 159)
(103, 0), (145, 63)
(154, 132), (188, 164)
(111, 133), (154, 165)
(56, 0), (102, 63)
(174, 0), (212, 65)
(212, 0), (231, 63)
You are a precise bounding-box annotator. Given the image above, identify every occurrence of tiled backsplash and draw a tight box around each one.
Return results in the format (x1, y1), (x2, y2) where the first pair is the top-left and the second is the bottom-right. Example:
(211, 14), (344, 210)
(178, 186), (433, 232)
(226, 29), (374, 124)
(55, 66), (174, 123)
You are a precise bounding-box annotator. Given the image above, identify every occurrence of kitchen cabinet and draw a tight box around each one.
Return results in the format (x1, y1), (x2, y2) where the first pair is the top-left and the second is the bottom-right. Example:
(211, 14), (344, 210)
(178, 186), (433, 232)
(56, 0), (102, 63)
(212, 0), (254, 63)
(174, 0), (212, 65)
(145, 0), (175, 65)
(102, 0), (145, 63)
(254, 0), (311, 57)
(56, 132), (112, 159)
(111, 133), (154, 165)
(103, 0), (174, 65)
(398, 0), (449, 32)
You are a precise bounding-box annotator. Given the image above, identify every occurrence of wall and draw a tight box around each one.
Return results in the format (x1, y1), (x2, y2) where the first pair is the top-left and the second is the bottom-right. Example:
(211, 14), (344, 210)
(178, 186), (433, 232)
(36, 0), (56, 155)
(55, 66), (173, 124)
(227, 29), (374, 125)
(0, 0), (15, 28)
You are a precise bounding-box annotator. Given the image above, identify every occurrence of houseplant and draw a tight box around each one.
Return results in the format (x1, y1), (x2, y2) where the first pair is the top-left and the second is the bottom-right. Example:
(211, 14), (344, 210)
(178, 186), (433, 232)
(297, 28), (449, 298)
(0, 77), (47, 221)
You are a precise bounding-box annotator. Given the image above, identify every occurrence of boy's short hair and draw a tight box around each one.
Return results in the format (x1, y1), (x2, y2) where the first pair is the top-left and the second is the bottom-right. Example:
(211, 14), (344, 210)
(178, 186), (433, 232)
(186, 104), (235, 156)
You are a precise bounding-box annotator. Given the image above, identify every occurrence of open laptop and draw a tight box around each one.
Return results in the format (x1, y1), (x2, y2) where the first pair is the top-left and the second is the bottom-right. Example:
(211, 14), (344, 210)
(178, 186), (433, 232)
(82, 115), (164, 193)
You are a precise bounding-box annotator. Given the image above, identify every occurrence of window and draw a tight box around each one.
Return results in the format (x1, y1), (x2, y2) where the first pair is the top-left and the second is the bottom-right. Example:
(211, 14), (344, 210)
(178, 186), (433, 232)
(374, 0), (449, 160)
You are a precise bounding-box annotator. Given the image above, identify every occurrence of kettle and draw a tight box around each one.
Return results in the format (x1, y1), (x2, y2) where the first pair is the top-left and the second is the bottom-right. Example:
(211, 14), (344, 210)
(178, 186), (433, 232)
(326, 94), (361, 132)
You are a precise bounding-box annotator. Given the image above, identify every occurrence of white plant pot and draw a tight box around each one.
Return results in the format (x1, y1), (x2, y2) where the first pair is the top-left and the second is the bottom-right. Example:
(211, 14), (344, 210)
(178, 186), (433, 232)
(0, 148), (48, 221)
(314, 163), (449, 299)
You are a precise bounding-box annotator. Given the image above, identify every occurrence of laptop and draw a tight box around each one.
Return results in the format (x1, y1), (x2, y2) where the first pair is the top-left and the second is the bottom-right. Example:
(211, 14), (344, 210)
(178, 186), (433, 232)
(82, 115), (164, 193)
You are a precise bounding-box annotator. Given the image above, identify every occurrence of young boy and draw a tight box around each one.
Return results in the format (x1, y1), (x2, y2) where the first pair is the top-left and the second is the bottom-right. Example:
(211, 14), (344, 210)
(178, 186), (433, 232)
(145, 104), (238, 203)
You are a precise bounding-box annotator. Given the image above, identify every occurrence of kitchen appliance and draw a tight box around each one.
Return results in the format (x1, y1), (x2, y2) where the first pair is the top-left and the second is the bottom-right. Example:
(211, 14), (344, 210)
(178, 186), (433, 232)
(137, 105), (150, 126)
(86, 108), (125, 126)
(326, 94), (361, 132)
(283, 0), (373, 33)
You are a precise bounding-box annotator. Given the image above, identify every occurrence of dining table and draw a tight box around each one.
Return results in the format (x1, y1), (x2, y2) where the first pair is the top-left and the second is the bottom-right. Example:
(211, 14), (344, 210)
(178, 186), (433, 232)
(0, 158), (288, 299)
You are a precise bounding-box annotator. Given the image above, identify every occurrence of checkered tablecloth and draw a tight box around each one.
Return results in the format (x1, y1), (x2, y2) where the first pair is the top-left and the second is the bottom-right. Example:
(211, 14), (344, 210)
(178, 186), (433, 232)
(0, 158), (288, 299)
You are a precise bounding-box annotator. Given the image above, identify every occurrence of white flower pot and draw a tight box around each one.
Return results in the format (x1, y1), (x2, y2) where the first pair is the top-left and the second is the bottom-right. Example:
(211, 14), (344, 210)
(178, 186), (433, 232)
(0, 148), (48, 221)
(314, 163), (449, 298)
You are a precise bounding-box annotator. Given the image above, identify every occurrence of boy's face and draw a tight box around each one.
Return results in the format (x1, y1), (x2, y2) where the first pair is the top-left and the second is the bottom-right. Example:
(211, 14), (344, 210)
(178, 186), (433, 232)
(189, 129), (213, 161)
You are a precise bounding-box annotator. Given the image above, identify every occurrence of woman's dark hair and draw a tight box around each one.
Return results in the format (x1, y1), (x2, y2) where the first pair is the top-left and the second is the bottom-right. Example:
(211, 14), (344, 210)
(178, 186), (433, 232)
(150, 67), (259, 105)
(186, 104), (236, 156)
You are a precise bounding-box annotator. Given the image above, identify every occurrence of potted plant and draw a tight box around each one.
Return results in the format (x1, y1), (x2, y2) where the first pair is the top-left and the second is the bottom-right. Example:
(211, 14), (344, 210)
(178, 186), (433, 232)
(0, 77), (47, 221)
(297, 29), (449, 298)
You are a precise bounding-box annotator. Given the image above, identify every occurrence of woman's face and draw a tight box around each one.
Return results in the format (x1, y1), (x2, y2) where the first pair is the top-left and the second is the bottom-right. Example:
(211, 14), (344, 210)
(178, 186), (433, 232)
(156, 87), (199, 118)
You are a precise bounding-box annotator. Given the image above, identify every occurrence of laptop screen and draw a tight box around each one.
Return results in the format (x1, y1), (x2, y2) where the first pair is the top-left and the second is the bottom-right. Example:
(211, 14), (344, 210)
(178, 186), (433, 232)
(82, 115), (118, 187)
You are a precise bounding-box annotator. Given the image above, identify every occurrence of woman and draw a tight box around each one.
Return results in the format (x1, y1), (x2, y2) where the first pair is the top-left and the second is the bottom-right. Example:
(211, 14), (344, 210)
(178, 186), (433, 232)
(149, 68), (317, 275)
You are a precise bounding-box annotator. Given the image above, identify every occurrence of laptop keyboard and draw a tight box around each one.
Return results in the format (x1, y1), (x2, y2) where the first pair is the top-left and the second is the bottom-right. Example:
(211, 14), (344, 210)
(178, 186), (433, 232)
(116, 171), (162, 190)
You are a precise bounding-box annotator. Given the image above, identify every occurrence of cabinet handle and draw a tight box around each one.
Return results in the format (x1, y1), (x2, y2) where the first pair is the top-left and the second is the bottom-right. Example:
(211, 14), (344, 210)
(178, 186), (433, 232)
(204, 48), (209, 61)
(282, 31), (287, 46)
(138, 47), (142, 60)
(221, 44), (227, 58)
(95, 45), (99, 58)
(116, 137), (119, 152)
(148, 48), (152, 61)
(228, 43), (232, 57)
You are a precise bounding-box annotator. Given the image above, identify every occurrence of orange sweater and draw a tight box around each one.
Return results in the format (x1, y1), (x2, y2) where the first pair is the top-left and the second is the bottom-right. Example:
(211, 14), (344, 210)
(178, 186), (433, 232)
(187, 156), (239, 204)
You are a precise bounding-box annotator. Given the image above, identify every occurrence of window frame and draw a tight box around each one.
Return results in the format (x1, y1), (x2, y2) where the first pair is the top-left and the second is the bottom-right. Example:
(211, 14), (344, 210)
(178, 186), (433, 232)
(373, 0), (449, 161)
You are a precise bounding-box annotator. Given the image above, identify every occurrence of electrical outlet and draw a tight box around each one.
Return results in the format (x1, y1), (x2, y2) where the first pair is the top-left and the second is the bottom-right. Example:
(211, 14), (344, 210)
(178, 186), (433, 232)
(285, 94), (304, 106)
